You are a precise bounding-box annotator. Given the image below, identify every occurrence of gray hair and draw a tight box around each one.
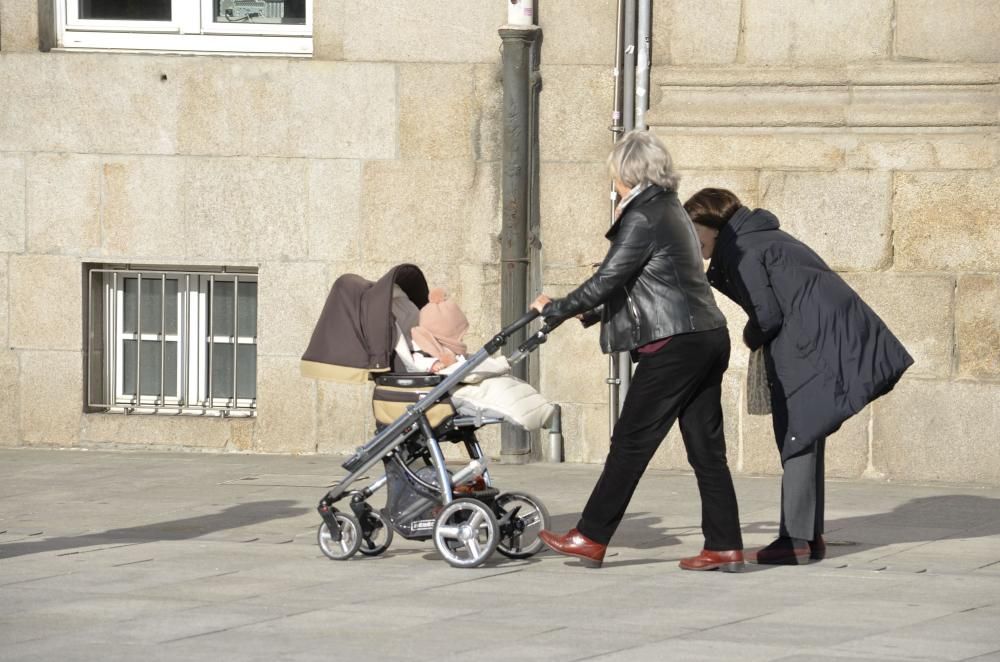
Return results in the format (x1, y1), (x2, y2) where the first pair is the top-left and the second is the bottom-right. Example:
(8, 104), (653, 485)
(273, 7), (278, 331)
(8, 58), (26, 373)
(607, 129), (680, 192)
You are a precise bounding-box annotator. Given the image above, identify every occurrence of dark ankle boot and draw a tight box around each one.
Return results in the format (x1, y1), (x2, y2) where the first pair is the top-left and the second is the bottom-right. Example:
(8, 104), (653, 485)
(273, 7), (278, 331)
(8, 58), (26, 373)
(747, 537), (811, 565)
(809, 535), (826, 560)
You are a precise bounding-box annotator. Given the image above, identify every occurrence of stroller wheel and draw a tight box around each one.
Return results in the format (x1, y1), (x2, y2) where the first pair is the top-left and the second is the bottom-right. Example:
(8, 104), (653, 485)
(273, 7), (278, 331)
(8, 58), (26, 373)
(358, 508), (394, 557)
(495, 492), (551, 559)
(433, 498), (500, 569)
(317, 513), (362, 561)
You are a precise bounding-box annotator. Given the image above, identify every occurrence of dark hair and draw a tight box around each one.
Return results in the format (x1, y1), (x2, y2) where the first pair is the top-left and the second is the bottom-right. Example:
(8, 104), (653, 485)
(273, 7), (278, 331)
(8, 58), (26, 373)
(683, 188), (742, 231)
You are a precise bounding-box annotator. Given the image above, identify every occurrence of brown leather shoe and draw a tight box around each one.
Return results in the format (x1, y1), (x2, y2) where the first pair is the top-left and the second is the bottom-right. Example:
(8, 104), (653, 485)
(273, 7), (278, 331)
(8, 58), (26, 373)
(538, 528), (606, 568)
(679, 549), (744, 572)
(747, 537), (810, 565)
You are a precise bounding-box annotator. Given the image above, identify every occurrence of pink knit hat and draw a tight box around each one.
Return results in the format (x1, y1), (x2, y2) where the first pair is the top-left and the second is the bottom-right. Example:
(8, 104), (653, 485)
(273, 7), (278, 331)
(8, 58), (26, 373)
(410, 288), (469, 366)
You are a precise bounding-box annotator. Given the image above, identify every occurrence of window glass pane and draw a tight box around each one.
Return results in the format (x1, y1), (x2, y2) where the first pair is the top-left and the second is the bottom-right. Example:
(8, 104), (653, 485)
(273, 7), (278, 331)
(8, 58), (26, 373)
(212, 281), (233, 336)
(237, 345), (257, 400)
(124, 277), (178, 335)
(122, 340), (178, 398)
(210, 344), (257, 400)
(123, 278), (138, 334)
(238, 281), (257, 338)
(80, 0), (171, 21)
(211, 280), (256, 338)
(215, 0), (305, 25)
(141, 278), (178, 335)
(210, 343), (232, 400)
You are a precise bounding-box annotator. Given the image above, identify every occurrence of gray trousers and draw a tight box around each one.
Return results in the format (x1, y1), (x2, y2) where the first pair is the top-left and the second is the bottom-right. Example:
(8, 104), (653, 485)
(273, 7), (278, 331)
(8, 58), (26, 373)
(764, 349), (826, 541)
(777, 438), (826, 540)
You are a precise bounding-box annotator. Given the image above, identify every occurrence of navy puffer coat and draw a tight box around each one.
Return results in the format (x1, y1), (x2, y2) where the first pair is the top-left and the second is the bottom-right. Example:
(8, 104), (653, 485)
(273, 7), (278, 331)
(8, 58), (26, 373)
(706, 207), (913, 460)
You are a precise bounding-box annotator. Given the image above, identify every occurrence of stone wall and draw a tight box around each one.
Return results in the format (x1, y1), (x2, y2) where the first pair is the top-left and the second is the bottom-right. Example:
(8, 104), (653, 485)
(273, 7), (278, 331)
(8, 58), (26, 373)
(1, 1), (998, 483)
(538, 0), (1000, 484)
(0, 1), (510, 457)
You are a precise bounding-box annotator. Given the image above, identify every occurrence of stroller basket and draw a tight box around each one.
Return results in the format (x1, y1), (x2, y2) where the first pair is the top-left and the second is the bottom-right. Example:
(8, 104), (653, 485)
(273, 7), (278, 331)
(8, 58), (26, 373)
(371, 376), (455, 429)
(341, 374), (452, 474)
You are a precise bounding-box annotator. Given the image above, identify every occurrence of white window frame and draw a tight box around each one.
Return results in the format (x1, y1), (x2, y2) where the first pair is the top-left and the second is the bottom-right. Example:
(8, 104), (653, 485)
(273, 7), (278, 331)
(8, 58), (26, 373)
(88, 267), (258, 417)
(56, 0), (312, 55)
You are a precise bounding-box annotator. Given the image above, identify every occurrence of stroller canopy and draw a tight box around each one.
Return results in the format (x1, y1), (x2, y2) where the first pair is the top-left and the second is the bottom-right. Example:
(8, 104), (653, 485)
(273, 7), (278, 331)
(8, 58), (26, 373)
(301, 264), (429, 383)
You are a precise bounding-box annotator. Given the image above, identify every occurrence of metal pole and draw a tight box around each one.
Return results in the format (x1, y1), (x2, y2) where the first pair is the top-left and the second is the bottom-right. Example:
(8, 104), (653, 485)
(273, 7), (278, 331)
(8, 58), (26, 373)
(607, 0), (626, 439)
(622, 0), (637, 134)
(616, 0), (638, 415)
(636, 0), (652, 130)
(499, 23), (541, 464)
(527, 21), (550, 461)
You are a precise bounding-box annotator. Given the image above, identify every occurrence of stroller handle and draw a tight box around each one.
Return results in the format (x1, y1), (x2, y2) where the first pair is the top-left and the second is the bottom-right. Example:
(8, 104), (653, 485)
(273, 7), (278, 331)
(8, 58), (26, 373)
(507, 316), (565, 365)
(499, 309), (540, 338)
(485, 309), (540, 354)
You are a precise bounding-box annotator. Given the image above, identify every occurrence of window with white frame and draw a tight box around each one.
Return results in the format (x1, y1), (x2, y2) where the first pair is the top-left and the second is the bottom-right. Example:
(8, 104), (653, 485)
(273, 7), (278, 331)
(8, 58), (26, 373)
(86, 265), (258, 417)
(57, 0), (312, 55)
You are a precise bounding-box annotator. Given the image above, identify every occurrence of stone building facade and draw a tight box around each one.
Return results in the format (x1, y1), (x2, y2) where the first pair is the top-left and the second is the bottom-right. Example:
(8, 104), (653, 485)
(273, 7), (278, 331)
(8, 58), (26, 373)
(0, 1), (997, 483)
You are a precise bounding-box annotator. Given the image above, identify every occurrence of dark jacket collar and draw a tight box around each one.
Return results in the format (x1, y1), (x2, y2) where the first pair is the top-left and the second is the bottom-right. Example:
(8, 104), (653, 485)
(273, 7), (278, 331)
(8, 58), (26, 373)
(707, 207), (781, 290)
(605, 185), (671, 239)
(714, 206), (781, 255)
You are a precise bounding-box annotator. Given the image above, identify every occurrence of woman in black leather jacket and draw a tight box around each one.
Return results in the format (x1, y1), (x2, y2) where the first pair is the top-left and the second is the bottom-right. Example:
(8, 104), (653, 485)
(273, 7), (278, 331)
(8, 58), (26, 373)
(531, 130), (745, 572)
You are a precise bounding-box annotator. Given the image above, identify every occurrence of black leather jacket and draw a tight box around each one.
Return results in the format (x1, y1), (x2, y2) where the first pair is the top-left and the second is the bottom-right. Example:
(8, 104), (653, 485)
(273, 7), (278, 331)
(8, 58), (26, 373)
(544, 186), (727, 353)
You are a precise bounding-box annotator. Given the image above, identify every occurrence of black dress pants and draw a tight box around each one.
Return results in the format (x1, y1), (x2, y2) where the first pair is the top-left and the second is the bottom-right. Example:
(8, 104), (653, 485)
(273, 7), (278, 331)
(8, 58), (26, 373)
(576, 327), (743, 551)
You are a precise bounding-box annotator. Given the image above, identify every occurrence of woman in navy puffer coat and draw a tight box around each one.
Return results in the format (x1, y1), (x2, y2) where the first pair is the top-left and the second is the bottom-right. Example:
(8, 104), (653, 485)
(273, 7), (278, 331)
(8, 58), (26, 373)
(685, 188), (913, 565)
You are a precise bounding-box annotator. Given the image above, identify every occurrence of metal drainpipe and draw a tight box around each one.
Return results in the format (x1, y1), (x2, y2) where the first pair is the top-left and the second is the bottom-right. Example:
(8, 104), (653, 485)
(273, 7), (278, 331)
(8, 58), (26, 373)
(499, 18), (541, 465)
(636, 0), (652, 131)
(617, 0), (638, 415)
(608, 0), (639, 438)
(606, 0), (626, 437)
(526, 24), (557, 462)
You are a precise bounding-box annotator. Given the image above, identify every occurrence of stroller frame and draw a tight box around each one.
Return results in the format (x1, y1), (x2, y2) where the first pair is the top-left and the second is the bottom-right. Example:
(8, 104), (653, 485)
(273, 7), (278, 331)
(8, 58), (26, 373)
(316, 310), (558, 568)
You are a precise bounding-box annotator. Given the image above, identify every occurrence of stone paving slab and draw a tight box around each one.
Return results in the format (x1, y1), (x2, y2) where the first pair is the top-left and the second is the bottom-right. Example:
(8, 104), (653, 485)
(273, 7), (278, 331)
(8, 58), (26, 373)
(1, 448), (999, 661)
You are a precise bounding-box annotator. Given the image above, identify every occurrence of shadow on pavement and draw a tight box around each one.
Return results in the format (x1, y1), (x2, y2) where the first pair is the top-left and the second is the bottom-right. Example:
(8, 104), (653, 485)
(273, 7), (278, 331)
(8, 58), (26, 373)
(0, 500), (310, 560)
(740, 494), (1000, 559)
(549, 511), (690, 550)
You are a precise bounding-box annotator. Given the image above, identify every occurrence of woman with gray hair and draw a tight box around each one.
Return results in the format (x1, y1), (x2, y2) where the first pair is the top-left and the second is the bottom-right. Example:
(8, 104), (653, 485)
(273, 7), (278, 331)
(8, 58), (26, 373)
(531, 130), (744, 571)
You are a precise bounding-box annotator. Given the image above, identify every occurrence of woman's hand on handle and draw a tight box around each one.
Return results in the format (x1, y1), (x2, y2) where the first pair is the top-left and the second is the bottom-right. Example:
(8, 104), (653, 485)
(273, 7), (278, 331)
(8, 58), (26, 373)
(530, 294), (552, 314)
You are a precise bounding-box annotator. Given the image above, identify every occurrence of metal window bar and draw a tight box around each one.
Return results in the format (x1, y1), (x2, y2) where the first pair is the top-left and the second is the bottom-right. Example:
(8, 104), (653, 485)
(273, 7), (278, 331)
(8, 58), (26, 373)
(182, 273), (190, 407)
(232, 275), (239, 408)
(135, 272), (142, 408)
(160, 274), (166, 407)
(208, 275), (215, 411)
(111, 272), (118, 407)
(87, 269), (94, 408)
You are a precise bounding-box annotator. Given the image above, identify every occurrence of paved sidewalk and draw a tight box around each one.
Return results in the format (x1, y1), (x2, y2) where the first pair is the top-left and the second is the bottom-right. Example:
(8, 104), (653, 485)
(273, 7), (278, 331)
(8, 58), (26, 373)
(1, 448), (999, 662)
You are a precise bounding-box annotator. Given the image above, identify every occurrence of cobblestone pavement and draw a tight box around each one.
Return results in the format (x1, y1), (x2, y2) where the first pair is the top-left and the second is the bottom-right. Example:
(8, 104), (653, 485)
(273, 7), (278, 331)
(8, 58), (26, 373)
(1, 449), (999, 661)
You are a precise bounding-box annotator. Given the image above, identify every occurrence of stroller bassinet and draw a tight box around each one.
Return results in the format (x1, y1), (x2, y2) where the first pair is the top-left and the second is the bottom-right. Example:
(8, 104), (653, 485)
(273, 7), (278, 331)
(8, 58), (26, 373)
(301, 264), (560, 568)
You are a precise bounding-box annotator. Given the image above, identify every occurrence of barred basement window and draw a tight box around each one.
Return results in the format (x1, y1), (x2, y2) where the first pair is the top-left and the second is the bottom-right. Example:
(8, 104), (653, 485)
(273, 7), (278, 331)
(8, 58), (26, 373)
(86, 265), (257, 417)
(56, 0), (312, 55)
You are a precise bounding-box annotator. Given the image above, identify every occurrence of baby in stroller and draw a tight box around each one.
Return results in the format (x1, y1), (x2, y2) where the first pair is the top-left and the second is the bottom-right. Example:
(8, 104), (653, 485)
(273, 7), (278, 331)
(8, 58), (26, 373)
(302, 264), (558, 568)
(391, 285), (556, 434)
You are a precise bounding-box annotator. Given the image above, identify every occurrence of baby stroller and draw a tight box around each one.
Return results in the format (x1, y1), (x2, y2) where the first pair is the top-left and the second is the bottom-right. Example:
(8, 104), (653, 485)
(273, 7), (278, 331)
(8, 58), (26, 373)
(301, 264), (561, 568)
